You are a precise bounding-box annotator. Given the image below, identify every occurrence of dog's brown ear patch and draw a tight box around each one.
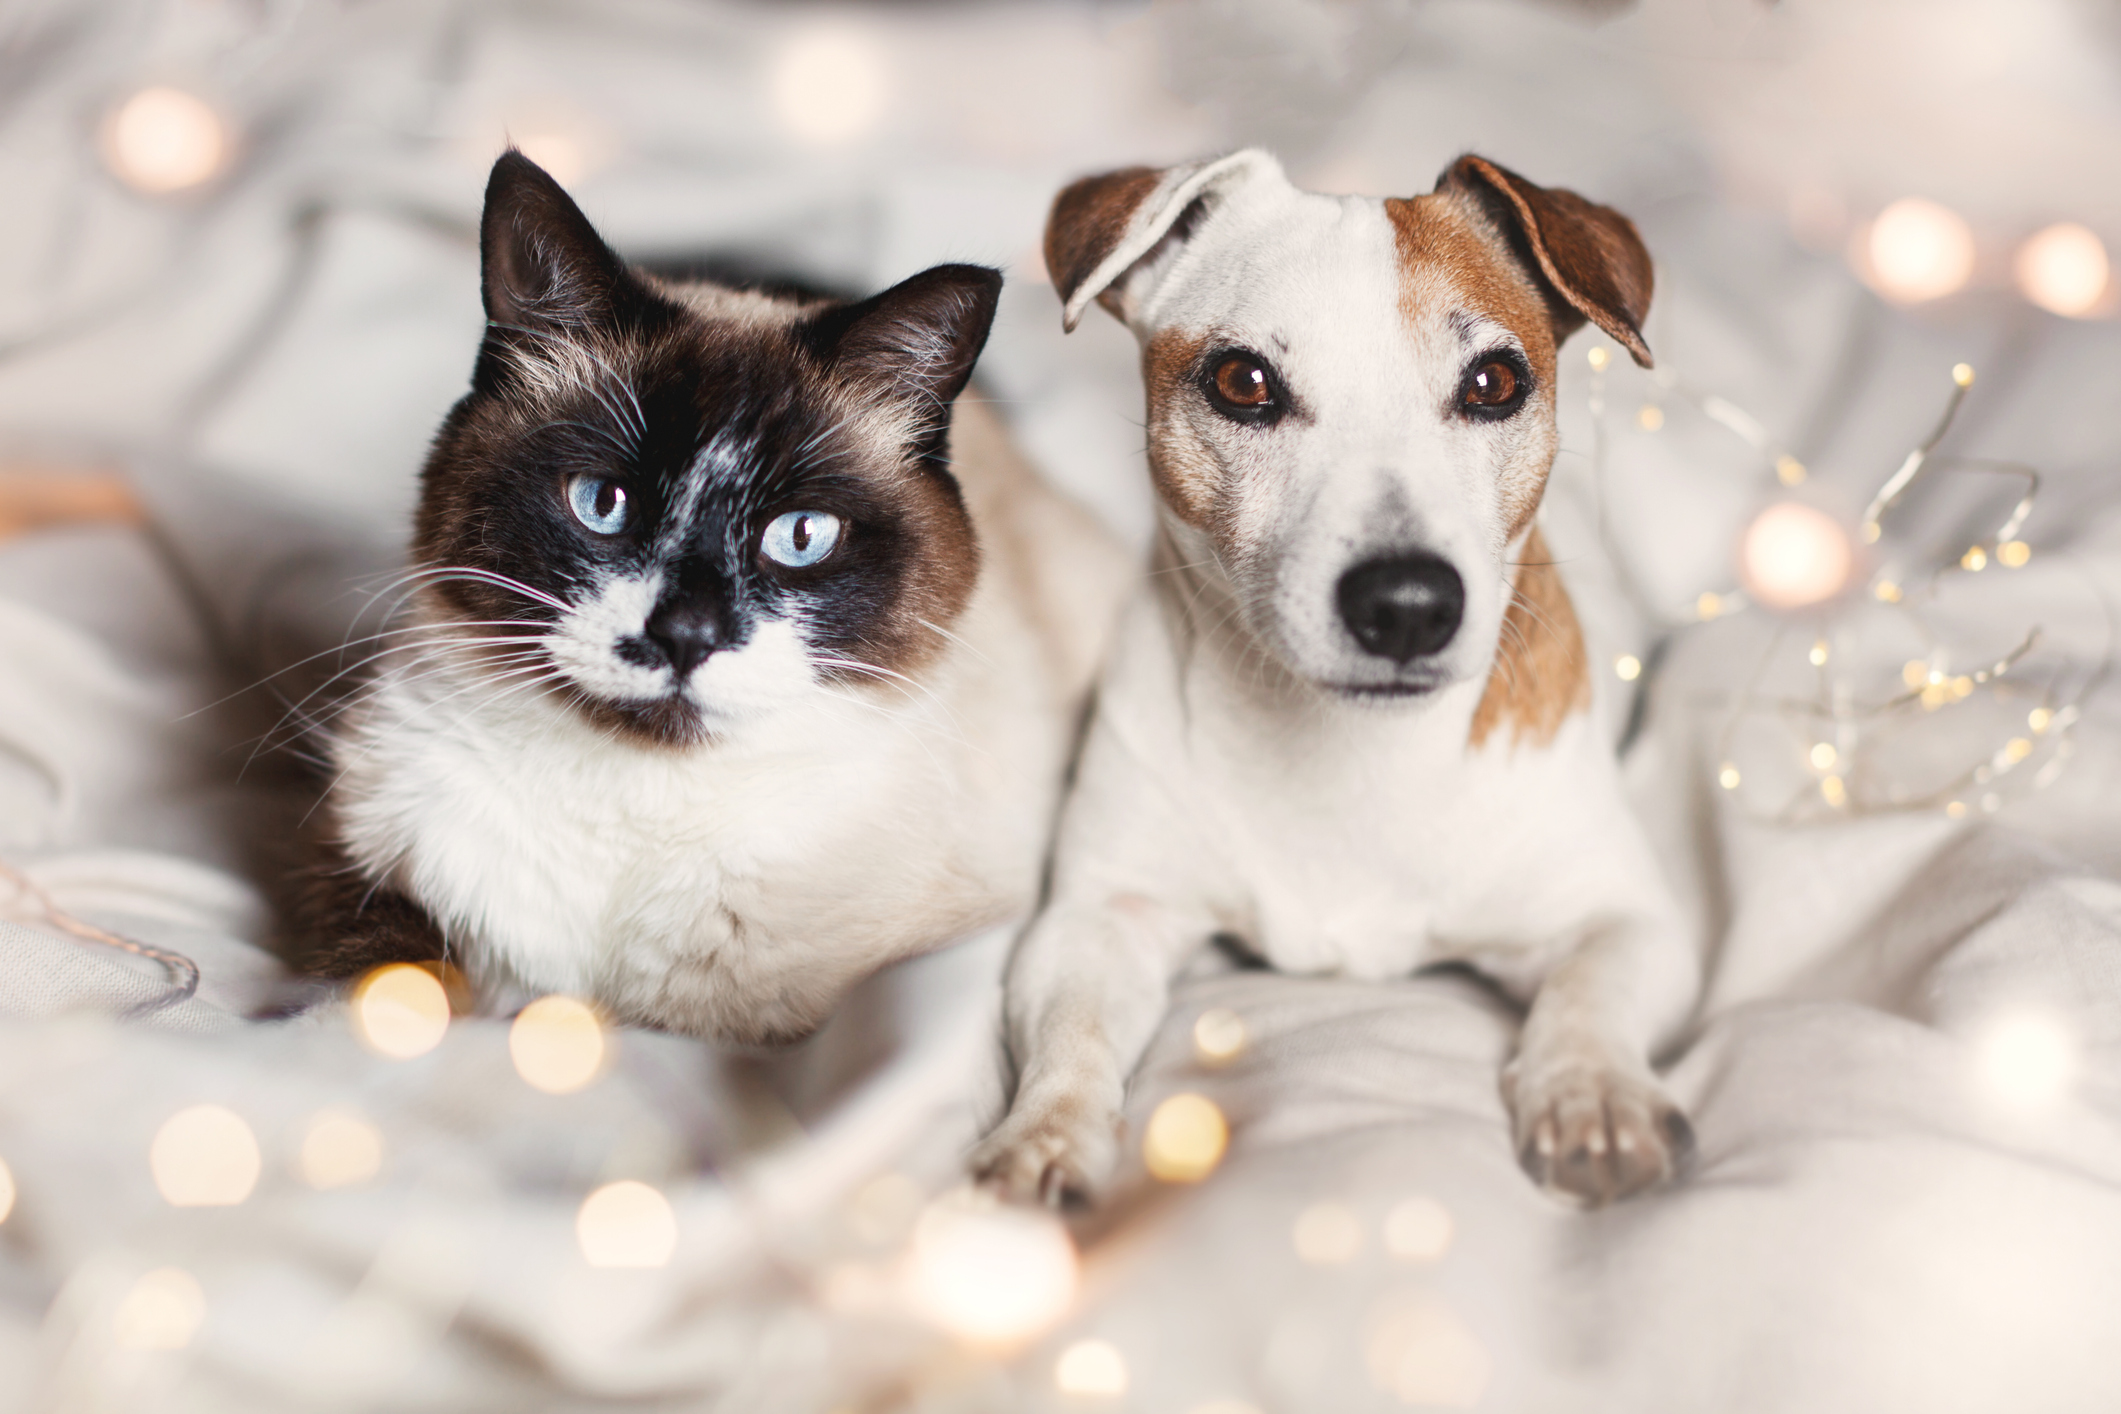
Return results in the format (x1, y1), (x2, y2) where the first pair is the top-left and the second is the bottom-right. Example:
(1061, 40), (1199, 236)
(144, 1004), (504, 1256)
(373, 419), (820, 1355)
(1443, 155), (1654, 368)
(1046, 167), (1162, 323)
(1470, 527), (1590, 751)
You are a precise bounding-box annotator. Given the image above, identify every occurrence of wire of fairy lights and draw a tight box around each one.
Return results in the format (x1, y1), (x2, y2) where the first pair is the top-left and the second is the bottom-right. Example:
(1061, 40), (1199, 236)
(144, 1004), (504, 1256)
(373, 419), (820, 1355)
(0, 857), (201, 1015)
(1582, 345), (2106, 823)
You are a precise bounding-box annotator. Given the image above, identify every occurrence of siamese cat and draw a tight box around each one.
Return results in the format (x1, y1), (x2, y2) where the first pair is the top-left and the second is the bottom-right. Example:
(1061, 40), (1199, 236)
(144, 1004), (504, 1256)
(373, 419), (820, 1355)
(297, 151), (1128, 1043)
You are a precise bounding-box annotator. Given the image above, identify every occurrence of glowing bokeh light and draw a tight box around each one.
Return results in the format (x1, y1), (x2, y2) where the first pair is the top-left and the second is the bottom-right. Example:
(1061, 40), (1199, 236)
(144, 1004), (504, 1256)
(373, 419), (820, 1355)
(1740, 502), (1855, 610)
(351, 964), (450, 1059)
(151, 1104), (260, 1208)
(1383, 1196), (1454, 1263)
(770, 27), (888, 148)
(908, 1190), (1078, 1344)
(2015, 223), (2109, 317)
(1977, 1013), (2075, 1108)
(1053, 1338), (1128, 1396)
(1192, 1007), (1248, 1064)
(1292, 1202), (1363, 1265)
(299, 1109), (383, 1190)
(0, 1156), (13, 1224)
(104, 86), (230, 194)
(510, 994), (607, 1094)
(1142, 1093), (1228, 1183)
(576, 1180), (678, 1269)
(113, 1267), (206, 1351)
(1364, 1295), (1490, 1408)
(1865, 198), (1975, 303)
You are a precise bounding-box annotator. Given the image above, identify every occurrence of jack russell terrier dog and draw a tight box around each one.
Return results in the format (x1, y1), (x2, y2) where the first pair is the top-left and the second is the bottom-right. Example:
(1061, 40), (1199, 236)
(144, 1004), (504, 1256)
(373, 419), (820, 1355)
(972, 150), (1698, 1207)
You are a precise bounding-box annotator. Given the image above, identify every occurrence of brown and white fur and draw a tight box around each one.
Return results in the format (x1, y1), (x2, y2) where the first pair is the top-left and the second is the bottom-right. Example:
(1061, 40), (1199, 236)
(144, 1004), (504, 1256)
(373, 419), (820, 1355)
(296, 152), (1129, 1044)
(971, 150), (1698, 1206)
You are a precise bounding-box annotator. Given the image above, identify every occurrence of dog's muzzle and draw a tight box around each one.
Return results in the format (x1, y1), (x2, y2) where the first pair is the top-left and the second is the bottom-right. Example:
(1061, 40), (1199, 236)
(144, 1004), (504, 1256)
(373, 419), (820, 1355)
(1336, 552), (1464, 664)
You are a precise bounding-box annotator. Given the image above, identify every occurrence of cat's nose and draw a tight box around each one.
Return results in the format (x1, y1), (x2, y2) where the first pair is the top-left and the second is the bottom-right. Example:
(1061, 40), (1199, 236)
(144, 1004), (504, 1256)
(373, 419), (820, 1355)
(644, 601), (727, 678)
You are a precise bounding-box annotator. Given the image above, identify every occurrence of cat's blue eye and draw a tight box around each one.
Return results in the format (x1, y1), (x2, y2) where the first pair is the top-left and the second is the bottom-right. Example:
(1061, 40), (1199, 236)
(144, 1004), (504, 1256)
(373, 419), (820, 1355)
(567, 475), (629, 535)
(761, 510), (842, 569)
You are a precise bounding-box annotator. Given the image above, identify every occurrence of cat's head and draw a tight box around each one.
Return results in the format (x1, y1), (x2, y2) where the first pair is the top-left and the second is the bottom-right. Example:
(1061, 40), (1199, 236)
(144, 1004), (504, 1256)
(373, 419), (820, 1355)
(412, 150), (1000, 747)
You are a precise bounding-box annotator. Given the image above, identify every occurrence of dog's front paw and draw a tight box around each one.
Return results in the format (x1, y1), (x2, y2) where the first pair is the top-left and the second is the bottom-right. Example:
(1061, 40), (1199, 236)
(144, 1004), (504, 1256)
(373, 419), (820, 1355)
(969, 1096), (1122, 1209)
(1503, 1060), (1693, 1206)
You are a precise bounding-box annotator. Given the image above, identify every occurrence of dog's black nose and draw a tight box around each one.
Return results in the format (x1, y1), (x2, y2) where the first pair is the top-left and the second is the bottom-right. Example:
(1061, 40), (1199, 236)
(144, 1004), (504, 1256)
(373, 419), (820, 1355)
(644, 601), (728, 678)
(1336, 553), (1465, 663)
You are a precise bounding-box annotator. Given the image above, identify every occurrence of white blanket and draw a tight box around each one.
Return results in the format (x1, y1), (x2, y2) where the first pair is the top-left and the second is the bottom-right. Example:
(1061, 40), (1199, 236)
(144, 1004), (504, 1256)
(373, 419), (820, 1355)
(6, 2), (2121, 1410)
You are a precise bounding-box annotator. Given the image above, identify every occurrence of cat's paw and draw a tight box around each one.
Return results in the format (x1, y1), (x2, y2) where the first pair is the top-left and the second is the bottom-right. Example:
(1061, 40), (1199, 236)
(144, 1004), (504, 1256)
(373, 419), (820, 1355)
(1503, 1058), (1693, 1206)
(969, 1095), (1122, 1209)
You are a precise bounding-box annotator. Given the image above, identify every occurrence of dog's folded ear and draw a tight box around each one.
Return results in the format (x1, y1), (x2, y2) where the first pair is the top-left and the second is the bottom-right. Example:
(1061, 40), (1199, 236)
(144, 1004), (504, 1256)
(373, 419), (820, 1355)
(1441, 155), (1655, 368)
(1045, 150), (1283, 332)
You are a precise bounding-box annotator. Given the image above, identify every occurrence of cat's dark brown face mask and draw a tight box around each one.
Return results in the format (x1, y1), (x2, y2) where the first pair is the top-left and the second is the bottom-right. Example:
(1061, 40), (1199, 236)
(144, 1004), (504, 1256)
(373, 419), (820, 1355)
(411, 151), (997, 747)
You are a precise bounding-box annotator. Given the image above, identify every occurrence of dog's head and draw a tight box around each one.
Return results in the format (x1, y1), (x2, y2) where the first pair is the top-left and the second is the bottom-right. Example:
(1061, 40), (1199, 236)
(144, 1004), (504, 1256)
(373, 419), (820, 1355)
(1047, 150), (1651, 704)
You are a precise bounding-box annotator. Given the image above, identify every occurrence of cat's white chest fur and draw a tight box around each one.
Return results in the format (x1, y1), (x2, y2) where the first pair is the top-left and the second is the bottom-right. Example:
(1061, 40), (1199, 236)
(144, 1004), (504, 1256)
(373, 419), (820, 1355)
(332, 640), (1016, 1041)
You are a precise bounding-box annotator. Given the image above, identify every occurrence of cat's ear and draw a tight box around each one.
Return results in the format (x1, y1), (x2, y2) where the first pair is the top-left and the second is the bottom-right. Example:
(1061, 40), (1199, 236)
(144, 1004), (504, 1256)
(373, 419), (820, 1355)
(478, 149), (628, 334)
(800, 264), (1003, 427)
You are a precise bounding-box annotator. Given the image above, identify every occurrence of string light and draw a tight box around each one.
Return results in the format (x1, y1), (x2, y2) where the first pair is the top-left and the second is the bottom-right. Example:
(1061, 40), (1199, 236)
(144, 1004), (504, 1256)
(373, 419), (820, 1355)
(150, 1104), (261, 1207)
(908, 1190), (1078, 1344)
(1863, 197), (1975, 303)
(509, 995), (606, 1094)
(1143, 1093), (1229, 1183)
(576, 1180), (677, 1269)
(113, 1268), (206, 1351)
(2015, 223), (2109, 318)
(1613, 654), (1642, 682)
(351, 964), (450, 1059)
(1053, 1339), (1129, 1397)
(1587, 343), (2088, 823)
(103, 86), (230, 194)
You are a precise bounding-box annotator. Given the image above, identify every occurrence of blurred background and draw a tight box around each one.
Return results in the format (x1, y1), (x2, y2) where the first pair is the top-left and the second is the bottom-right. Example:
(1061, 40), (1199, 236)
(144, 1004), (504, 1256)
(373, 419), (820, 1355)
(7, 4), (2121, 1411)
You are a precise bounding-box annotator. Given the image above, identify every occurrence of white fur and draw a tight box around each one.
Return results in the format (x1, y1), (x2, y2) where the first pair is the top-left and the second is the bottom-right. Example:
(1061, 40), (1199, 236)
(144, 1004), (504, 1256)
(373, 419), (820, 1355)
(974, 153), (1699, 1206)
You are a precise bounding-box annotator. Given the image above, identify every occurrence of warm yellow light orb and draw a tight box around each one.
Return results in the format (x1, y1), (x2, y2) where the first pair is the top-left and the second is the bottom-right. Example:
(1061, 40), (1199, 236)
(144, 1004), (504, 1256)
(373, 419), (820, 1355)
(1977, 1013), (2074, 1108)
(299, 1108), (383, 1190)
(0, 1156), (13, 1225)
(113, 1268), (206, 1351)
(771, 27), (888, 148)
(909, 1191), (1078, 1344)
(1192, 1008), (1248, 1065)
(576, 1180), (677, 1269)
(1365, 1296), (1490, 1407)
(1866, 198), (1975, 303)
(351, 964), (450, 1059)
(105, 86), (230, 194)
(1054, 1338), (1128, 1396)
(1143, 1093), (1228, 1183)
(1740, 502), (1855, 610)
(150, 1104), (261, 1208)
(510, 995), (607, 1094)
(1292, 1202), (1363, 1264)
(2016, 223), (2109, 317)
(1383, 1195), (1454, 1262)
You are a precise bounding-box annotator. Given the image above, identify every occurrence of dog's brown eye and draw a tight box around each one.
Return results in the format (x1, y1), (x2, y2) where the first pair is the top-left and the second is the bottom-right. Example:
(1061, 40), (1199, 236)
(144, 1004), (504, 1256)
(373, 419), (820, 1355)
(1464, 360), (1518, 407)
(1213, 356), (1272, 407)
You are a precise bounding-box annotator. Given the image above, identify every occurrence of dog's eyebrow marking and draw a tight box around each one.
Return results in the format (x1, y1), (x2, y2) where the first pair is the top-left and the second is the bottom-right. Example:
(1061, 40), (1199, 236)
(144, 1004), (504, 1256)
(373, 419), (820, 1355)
(1448, 310), (1480, 346)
